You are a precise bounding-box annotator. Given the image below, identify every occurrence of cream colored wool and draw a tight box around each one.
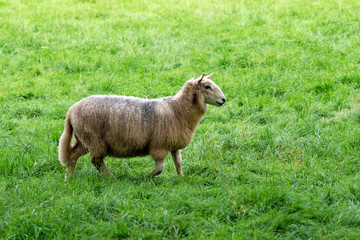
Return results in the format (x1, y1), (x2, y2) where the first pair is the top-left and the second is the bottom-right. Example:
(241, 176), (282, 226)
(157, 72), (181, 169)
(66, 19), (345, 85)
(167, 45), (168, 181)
(59, 73), (226, 180)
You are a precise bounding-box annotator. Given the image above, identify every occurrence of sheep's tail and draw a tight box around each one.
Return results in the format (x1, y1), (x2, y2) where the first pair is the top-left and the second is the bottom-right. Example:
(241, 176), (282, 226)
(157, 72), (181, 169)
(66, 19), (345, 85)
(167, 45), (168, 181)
(59, 113), (73, 166)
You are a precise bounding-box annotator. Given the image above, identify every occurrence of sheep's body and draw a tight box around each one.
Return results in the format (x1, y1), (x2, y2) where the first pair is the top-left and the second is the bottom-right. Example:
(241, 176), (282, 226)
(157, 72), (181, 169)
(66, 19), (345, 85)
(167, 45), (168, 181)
(59, 74), (225, 180)
(64, 94), (201, 159)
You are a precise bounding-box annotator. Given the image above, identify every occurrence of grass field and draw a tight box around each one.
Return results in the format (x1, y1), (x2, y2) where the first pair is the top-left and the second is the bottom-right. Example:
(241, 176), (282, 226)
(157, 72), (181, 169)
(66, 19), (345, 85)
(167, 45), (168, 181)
(1, 0), (360, 239)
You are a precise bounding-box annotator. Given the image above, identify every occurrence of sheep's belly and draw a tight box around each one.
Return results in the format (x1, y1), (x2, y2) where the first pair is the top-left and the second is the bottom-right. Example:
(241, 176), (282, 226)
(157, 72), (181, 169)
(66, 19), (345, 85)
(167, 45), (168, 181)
(106, 144), (150, 158)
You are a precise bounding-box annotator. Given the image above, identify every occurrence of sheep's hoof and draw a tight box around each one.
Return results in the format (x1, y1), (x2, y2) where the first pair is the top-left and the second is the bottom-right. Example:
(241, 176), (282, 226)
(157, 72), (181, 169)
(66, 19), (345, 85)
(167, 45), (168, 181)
(103, 173), (116, 180)
(64, 173), (74, 182)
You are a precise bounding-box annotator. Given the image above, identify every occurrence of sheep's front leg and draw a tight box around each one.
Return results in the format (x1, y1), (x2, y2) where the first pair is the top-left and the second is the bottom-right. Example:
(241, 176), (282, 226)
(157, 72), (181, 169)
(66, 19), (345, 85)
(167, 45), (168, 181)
(171, 150), (183, 177)
(148, 150), (168, 176)
(147, 159), (165, 176)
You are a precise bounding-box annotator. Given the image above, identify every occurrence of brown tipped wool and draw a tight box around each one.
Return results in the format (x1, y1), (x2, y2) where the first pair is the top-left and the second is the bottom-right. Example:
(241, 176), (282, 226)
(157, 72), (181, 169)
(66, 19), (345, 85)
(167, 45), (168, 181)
(59, 75), (225, 179)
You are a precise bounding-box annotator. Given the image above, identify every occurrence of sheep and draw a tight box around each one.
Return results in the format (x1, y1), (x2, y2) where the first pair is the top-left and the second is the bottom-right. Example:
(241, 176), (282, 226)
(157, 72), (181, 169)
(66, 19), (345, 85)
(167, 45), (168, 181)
(58, 73), (226, 180)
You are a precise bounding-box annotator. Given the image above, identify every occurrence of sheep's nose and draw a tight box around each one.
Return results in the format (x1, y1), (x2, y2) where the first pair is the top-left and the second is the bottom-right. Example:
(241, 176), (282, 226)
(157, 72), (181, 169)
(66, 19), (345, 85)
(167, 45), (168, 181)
(222, 98), (226, 103)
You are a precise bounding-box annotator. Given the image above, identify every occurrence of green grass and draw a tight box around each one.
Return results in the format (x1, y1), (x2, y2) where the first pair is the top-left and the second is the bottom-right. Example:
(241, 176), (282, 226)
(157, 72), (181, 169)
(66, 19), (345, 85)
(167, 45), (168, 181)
(1, 0), (360, 238)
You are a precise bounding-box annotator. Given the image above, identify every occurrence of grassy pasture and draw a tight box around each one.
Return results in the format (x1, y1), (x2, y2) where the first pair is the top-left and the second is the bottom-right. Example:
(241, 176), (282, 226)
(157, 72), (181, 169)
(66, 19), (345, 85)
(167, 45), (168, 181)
(1, 0), (360, 239)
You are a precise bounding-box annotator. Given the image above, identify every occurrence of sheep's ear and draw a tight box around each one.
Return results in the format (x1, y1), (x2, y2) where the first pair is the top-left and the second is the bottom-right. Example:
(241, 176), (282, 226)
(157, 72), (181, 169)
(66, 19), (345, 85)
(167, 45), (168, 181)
(206, 73), (213, 79)
(194, 73), (206, 86)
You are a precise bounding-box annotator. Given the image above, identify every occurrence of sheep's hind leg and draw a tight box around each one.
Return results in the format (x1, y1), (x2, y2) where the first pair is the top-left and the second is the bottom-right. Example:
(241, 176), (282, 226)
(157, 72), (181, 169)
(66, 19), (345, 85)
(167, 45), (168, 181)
(147, 150), (168, 176)
(66, 139), (86, 181)
(171, 150), (183, 177)
(91, 156), (116, 179)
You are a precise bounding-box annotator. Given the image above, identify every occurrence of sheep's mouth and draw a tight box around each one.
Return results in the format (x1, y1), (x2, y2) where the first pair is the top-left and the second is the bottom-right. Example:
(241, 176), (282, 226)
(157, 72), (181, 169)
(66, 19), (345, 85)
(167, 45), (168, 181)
(216, 101), (225, 106)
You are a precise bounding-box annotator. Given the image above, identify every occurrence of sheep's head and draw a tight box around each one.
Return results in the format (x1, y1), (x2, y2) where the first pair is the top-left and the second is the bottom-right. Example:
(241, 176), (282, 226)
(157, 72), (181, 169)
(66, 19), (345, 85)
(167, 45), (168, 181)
(194, 73), (226, 107)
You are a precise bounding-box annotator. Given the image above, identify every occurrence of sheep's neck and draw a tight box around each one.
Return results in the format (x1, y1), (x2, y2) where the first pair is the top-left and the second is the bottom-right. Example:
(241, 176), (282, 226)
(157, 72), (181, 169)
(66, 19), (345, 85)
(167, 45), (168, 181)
(172, 87), (207, 132)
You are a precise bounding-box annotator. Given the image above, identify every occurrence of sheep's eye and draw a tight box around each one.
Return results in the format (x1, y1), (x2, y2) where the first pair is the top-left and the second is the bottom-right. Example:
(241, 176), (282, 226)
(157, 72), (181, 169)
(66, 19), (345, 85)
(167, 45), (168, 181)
(205, 86), (212, 90)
